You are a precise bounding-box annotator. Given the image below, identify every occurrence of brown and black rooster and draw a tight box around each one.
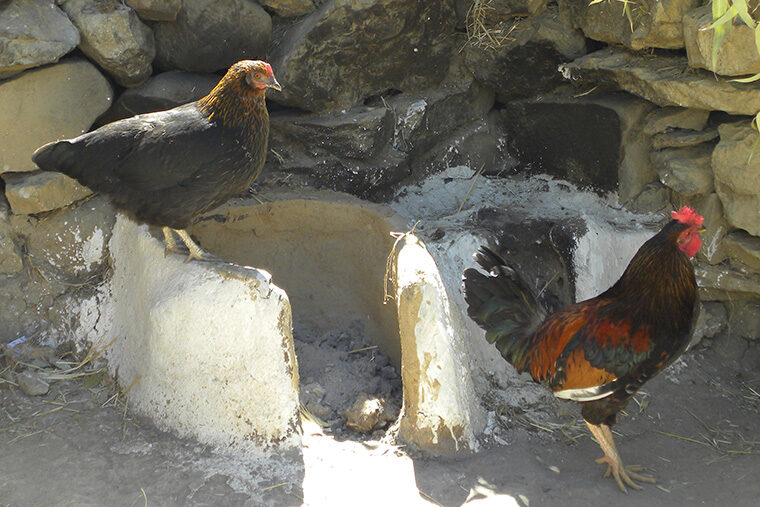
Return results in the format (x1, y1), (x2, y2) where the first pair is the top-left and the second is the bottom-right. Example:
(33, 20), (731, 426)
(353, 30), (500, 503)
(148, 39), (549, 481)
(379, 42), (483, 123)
(463, 207), (704, 493)
(32, 60), (280, 261)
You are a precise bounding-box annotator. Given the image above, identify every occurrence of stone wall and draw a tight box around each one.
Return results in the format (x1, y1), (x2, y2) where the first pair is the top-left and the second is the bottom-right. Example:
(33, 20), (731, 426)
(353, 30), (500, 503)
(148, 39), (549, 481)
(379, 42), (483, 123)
(0, 0), (758, 354)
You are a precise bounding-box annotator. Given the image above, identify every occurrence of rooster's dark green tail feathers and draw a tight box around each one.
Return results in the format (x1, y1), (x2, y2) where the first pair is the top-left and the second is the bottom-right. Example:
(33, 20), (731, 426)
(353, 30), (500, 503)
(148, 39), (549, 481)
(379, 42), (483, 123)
(462, 246), (546, 369)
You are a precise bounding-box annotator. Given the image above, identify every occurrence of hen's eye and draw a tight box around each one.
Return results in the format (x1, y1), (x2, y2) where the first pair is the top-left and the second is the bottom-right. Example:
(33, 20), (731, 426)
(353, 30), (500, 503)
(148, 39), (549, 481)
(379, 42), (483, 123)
(254, 72), (262, 79)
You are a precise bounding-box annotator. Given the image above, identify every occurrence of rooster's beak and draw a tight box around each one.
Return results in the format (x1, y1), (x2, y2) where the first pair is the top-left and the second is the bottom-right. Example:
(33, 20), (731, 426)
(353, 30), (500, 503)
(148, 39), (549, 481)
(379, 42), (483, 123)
(698, 227), (706, 234)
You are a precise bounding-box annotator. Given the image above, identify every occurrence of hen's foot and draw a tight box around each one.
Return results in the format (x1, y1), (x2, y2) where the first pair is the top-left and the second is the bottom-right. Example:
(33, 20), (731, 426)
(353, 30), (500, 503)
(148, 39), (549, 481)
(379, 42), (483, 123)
(163, 227), (219, 262)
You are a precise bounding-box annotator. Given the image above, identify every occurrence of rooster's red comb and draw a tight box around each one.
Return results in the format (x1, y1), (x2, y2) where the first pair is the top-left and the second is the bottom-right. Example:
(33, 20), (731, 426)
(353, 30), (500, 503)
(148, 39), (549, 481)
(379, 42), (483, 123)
(671, 206), (704, 227)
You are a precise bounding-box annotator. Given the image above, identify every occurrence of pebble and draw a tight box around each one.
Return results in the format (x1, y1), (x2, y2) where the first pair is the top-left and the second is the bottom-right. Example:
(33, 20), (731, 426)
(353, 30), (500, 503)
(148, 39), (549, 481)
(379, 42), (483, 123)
(16, 370), (50, 396)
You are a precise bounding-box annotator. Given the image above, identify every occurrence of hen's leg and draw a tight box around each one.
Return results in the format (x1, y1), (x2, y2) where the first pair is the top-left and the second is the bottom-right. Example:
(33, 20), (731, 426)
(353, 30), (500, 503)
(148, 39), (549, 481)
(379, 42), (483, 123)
(162, 227), (189, 256)
(585, 421), (655, 494)
(174, 229), (218, 262)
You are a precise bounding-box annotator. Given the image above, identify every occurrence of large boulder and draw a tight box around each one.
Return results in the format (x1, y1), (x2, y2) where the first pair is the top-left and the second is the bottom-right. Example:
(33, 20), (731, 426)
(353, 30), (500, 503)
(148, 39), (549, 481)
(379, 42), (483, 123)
(642, 106), (709, 135)
(558, 0), (700, 49)
(651, 144), (715, 198)
(267, 105), (408, 199)
(501, 89), (655, 202)
(125, 0), (180, 21)
(269, 0), (457, 112)
(0, 0), (80, 78)
(152, 0), (271, 73)
(723, 230), (760, 272)
(696, 263), (760, 301)
(693, 192), (729, 265)
(462, 10), (587, 102)
(0, 58), (112, 174)
(561, 47), (760, 116)
(712, 121), (760, 236)
(60, 0), (155, 87)
(97, 70), (220, 124)
(257, 0), (316, 17)
(3, 171), (93, 215)
(684, 5), (760, 77)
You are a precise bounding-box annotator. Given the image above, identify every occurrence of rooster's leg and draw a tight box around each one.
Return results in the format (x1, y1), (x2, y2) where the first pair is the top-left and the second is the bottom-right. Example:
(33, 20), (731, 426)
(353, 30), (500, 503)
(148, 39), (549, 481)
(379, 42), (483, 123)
(173, 229), (218, 262)
(585, 421), (655, 493)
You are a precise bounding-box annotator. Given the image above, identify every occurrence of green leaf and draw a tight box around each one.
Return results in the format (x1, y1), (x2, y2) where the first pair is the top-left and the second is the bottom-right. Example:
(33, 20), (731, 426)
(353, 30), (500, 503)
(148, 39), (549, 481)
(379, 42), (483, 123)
(732, 0), (756, 28)
(731, 73), (760, 83)
(706, 5), (738, 31)
(588, 0), (605, 5)
(712, 23), (729, 69)
(754, 23), (760, 57)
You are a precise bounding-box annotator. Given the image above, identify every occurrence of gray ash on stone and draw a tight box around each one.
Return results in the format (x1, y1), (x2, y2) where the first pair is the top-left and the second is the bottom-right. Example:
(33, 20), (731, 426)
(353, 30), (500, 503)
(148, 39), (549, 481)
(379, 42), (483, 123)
(294, 320), (401, 436)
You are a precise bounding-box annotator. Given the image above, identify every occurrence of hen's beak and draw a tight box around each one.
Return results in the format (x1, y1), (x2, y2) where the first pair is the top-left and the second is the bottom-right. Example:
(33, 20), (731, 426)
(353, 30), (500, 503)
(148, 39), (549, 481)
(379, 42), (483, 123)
(266, 76), (282, 92)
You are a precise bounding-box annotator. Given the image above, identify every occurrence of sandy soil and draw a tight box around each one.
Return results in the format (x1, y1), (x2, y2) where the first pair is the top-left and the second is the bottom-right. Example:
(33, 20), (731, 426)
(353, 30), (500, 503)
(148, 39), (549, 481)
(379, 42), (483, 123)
(1, 347), (759, 507)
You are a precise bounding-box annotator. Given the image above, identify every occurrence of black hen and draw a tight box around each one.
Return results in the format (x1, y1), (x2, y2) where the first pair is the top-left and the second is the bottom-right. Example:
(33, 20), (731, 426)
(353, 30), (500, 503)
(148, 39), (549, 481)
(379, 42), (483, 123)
(32, 60), (281, 261)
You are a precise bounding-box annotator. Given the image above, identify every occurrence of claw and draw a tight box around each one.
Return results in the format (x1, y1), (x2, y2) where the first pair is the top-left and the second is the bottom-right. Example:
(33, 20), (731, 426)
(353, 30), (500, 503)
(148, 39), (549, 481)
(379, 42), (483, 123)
(586, 421), (656, 494)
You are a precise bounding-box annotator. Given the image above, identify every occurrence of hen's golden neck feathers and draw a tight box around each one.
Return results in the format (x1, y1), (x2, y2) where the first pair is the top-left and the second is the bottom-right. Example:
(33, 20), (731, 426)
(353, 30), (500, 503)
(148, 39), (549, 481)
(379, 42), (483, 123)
(198, 74), (268, 128)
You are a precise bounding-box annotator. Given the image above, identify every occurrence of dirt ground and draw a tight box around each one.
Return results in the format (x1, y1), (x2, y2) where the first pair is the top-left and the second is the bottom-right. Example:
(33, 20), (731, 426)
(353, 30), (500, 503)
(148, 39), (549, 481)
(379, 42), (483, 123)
(1, 346), (759, 507)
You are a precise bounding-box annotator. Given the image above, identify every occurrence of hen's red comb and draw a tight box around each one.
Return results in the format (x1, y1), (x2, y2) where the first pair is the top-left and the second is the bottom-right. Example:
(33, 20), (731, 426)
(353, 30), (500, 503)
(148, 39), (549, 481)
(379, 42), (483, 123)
(671, 206), (704, 227)
(265, 63), (274, 77)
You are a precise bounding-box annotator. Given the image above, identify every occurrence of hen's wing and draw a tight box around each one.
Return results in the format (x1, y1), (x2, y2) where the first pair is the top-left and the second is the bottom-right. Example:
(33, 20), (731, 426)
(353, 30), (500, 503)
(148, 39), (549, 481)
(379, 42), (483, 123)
(32, 104), (243, 195)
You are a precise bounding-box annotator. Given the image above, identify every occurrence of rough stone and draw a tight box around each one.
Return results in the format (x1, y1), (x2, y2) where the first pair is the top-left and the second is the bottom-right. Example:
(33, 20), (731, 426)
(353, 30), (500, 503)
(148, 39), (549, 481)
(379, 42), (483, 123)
(652, 127), (719, 150)
(3, 171), (93, 215)
(729, 300), (760, 340)
(258, 0), (316, 17)
(0, 221), (23, 275)
(272, 106), (393, 160)
(0, 273), (68, 344)
(387, 84), (495, 158)
(651, 144), (714, 198)
(690, 301), (727, 347)
(460, 0), (548, 24)
(152, 0), (271, 73)
(15, 370), (50, 396)
(463, 10), (586, 102)
(5, 341), (57, 367)
(712, 121), (760, 236)
(502, 89), (655, 201)
(0, 58), (112, 175)
(625, 182), (671, 214)
(98, 70), (219, 123)
(125, 0), (180, 21)
(723, 230), (760, 272)
(266, 105), (408, 199)
(694, 193), (729, 265)
(558, 0), (700, 49)
(684, 4), (760, 77)
(642, 107), (710, 135)
(60, 0), (155, 87)
(561, 48), (760, 116)
(408, 119), (511, 179)
(269, 0), (456, 112)
(696, 264), (760, 300)
(104, 215), (301, 448)
(0, 0), (80, 78)
(712, 331), (748, 361)
(17, 196), (115, 284)
(343, 393), (390, 432)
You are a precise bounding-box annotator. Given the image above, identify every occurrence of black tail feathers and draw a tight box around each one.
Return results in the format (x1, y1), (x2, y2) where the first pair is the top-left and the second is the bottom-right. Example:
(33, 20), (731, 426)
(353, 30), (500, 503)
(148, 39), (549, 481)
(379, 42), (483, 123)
(462, 246), (546, 369)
